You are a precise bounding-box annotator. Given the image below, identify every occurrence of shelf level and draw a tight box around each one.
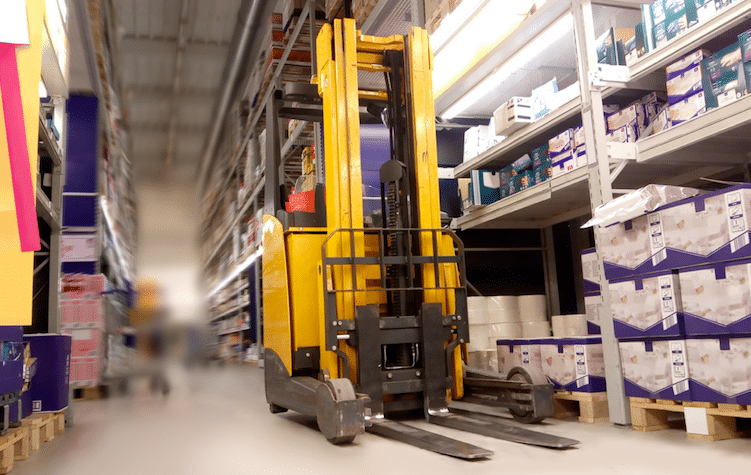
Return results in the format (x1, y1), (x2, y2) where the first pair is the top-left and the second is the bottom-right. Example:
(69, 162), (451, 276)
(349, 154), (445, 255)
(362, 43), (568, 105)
(218, 325), (250, 336)
(456, 166), (591, 230)
(211, 302), (250, 322)
(454, 97), (582, 178)
(628, 1), (751, 83)
(637, 93), (751, 166)
(36, 187), (61, 230)
(38, 108), (63, 167)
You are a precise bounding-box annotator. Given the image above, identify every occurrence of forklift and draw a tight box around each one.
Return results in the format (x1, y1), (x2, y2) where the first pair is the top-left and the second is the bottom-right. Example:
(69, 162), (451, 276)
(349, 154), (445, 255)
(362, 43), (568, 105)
(261, 19), (579, 459)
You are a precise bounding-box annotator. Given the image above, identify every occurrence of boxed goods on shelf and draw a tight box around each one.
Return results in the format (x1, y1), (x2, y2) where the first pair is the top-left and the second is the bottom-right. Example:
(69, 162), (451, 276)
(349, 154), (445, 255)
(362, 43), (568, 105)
(666, 49), (711, 81)
(598, 184), (749, 280)
(597, 27), (635, 66)
(23, 334), (72, 412)
(606, 124), (638, 143)
(467, 170), (501, 208)
(619, 338), (691, 400)
(664, 0), (699, 40)
(551, 151), (577, 177)
(608, 271), (684, 339)
(493, 96), (533, 135)
(540, 337), (606, 392)
(581, 248), (601, 293)
(531, 143), (551, 185)
(584, 292), (602, 334)
(531, 77), (558, 120)
(678, 258), (751, 335)
(686, 336), (751, 404)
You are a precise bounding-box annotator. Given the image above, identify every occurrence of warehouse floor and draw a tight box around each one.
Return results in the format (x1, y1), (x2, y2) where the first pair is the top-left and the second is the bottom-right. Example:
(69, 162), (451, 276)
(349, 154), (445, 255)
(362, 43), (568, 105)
(15, 365), (751, 474)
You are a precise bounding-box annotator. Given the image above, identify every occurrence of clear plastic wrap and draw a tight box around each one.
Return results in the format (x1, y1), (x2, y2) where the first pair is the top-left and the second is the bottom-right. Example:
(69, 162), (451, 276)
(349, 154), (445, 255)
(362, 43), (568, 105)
(582, 184), (700, 228)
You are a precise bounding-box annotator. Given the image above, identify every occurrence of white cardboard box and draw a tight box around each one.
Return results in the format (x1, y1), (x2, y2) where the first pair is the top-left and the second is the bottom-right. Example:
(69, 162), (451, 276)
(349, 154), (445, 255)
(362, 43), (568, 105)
(686, 337), (751, 404)
(619, 339), (690, 400)
(496, 339), (543, 377)
(540, 337), (605, 392)
(609, 272), (683, 339)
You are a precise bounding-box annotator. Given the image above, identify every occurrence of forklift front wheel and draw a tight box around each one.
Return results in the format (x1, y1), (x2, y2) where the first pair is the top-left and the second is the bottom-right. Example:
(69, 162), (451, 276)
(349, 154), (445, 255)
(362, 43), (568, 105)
(507, 366), (547, 424)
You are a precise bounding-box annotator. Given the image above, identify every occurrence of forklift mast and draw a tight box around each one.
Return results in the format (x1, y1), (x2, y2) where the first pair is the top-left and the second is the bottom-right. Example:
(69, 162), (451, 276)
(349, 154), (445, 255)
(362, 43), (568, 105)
(261, 18), (578, 457)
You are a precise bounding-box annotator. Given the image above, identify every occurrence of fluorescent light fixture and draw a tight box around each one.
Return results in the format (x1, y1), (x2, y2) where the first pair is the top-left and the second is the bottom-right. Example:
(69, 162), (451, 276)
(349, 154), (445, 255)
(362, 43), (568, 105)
(430, 0), (487, 54)
(439, 13), (573, 120)
(206, 246), (264, 298)
(432, 0), (544, 96)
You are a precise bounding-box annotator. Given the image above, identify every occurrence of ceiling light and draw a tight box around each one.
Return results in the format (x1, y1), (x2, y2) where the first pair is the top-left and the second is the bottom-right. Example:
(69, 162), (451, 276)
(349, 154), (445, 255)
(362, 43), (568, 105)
(439, 13), (573, 120)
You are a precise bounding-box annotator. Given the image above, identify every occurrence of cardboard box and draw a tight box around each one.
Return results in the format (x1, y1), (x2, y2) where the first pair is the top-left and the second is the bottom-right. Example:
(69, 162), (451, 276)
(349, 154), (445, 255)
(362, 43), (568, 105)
(601, 184), (751, 280)
(606, 124), (637, 143)
(62, 328), (102, 358)
(687, 336), (751, 404)
(513, 170), (534, 193)
(574, 125), (586, 148)
(704, 42), (744, 103)
(551, 151), (576, 177)
(496, 339), (544, 376)
(609, 271), (684, 339)
(585, 292), (603, 335)
(463, 126), (492, 162)
(669, 90), (713, 124)
(607, 104), (639, 133)
(620, 339), (691, 400)
(540, 337), (606, 392)
(667, 49), (711, 79)
(679, 259), (751, 335)
(581, 248), (601, 293)
(549, 129), (574, 159)
(494, 96), (533, 135)
(575, 145), (589, 168)
(531, 78), (559, 120)
(530, 143), (550, 167)
(533, 164), (552, 185)
(739, 29), (751, 63)
(664, 0), (698, 41)
(667, 65), (706, 105)
(23, 335), (71, 412)
(652, 106), (672, 133)
(468, 170), (501, 207)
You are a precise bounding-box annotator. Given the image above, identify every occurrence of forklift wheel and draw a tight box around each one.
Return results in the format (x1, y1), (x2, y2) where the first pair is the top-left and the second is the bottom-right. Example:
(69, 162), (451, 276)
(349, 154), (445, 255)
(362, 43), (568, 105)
(269, 403), (289, 414)
(507, 366), (547, 424)
(316, 379), (360, 445)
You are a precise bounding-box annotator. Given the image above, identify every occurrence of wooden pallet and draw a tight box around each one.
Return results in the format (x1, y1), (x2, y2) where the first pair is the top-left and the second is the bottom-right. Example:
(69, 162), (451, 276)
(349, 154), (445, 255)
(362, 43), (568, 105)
(73, 386), (106, 401)
(21, 411), (65, 452)
(0, 426), (30, 474)
(630, 397), (751, 441)
(553, 391), (610, 423)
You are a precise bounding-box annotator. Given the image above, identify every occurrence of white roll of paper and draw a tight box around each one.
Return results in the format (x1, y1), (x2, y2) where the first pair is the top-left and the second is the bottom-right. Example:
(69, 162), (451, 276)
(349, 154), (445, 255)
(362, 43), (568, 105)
(468, 324), (490, 352)
(467, 309), (489, 325)
(488, 322), (523, 339)
(552, 314), (589, 337)
(517, 294), (547, 322)
(521, 320), (552, 338)
(467, 296), (488, 313)
(486, 296), (521, 323)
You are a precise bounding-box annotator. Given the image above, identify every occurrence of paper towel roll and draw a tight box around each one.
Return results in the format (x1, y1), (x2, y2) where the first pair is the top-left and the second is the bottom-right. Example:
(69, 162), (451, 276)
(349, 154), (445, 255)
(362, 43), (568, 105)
(468, 309), (488, 325)
(521, 320), (552, 338)
(488, 322), (523, 339)
(468, 324), (490, 351)
(552, 314), (589, 337)
(467, 296), (488, 312)
(517, 295), (547, 322)
(468, 349), (501, 372)
(486, 296), (521, 323)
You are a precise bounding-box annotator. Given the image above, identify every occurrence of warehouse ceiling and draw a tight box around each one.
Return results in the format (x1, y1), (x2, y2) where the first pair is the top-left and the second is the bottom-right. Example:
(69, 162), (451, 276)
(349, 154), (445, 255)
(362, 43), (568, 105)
(114, 0), (245, 180)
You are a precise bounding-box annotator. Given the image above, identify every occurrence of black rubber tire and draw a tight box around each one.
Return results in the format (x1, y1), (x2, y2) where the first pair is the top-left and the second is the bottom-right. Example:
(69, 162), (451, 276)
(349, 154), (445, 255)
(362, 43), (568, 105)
(269, 403), (289, 414)
(326, 435), (356, 445)
(507, 367), (546, 424)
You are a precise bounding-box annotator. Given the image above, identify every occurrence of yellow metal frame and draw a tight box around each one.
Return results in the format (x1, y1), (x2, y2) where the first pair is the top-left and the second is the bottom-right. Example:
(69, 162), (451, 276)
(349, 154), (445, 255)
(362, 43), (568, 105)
(264, 19), (464, 398)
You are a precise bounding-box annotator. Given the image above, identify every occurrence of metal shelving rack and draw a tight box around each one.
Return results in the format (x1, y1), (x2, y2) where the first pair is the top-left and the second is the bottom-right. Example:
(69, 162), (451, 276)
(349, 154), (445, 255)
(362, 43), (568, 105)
(446, 0), (751, 424)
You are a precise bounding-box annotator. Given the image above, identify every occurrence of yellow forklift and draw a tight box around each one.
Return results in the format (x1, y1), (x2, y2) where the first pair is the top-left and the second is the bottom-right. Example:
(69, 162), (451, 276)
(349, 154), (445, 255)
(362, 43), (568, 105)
(261, 19), (579, 458)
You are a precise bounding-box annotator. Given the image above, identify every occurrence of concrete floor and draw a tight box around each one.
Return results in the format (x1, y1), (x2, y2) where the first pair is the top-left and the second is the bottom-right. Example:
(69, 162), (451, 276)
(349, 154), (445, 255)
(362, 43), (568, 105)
(14, 365), (751, 475)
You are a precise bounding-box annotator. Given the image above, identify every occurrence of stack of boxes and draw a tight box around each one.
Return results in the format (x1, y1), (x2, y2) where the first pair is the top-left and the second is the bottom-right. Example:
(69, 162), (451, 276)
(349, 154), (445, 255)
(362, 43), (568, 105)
(59, 273), (106, 387)
(581, 248), (603, 335)
(601, 183), (751, 404)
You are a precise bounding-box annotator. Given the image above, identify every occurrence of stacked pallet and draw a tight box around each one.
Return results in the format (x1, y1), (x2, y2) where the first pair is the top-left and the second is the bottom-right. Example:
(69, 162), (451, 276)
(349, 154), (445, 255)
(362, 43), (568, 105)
(0, 410), (65, 474)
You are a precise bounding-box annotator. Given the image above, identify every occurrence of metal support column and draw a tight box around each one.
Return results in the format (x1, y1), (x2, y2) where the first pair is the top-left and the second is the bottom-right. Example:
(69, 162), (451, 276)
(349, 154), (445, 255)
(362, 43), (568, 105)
(541, 227), (560, 318)
(572, 0), (629, 425)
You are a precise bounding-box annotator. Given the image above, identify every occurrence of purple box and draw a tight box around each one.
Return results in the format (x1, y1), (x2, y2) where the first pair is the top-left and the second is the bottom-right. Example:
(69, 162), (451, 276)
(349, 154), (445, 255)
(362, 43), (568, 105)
(678, 258), (751, 336)
(23, 334), (72, 413)
(609, 270), (684, 339)
(0, 327), (24, 397)
(619, 338), (691, 401)
(601, 184), (751, 281)
(687, 336), (751, 404)
(539, 337), (606, 392)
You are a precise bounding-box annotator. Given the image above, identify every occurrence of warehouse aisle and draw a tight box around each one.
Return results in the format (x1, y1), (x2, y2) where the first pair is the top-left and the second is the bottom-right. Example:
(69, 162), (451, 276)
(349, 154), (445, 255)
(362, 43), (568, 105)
(14, 366), (751, 475)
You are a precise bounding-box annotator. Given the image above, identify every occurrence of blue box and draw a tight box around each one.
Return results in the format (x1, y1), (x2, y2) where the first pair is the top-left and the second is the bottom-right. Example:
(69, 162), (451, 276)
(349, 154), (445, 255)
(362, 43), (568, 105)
(601, 184), (751, 280)
(619, 338), (691, 400)
(0, 327), (24, 397)
(609, 270), (684, 339)
(468, 170), (501, 206)
(23, 335), (71, 413)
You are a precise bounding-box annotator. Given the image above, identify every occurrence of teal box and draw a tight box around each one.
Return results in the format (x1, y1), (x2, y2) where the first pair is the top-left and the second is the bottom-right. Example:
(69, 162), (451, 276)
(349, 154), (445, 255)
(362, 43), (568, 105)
(738, 29), (751, 63)
(533, 164), (551, 185)
(469, 170), (501, 205)
(664, 0), (698, 41)
(513, 170), (534, 193)
(635, 22), (649, 57)
(530, 144), (550, 168)
(704, 42), (744, 100)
